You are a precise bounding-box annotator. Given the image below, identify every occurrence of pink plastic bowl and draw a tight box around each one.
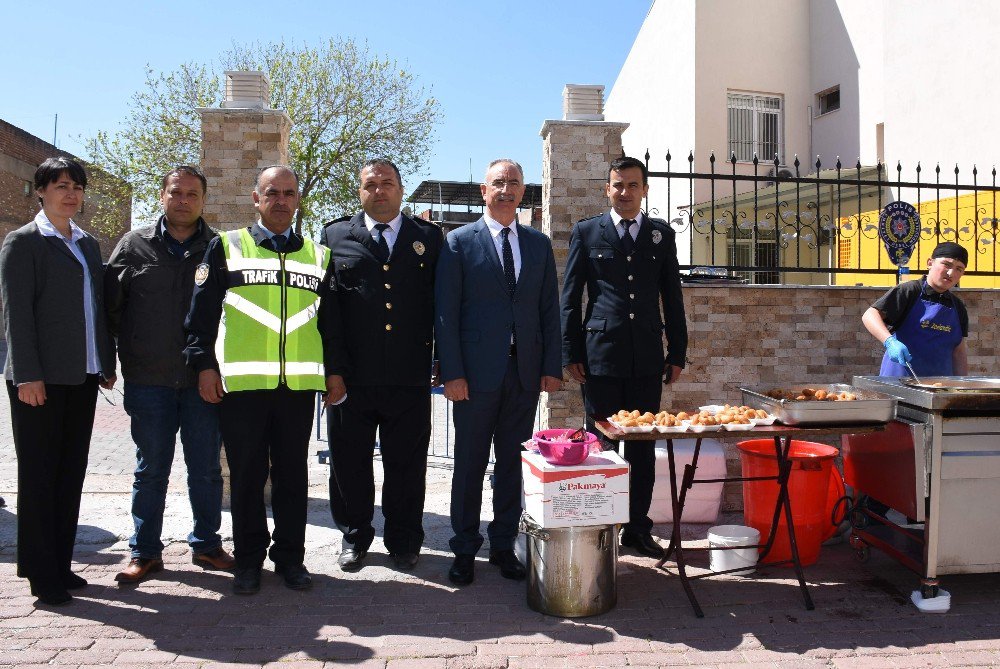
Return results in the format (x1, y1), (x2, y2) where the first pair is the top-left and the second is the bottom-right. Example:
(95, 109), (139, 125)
(533, 429), (599, 466)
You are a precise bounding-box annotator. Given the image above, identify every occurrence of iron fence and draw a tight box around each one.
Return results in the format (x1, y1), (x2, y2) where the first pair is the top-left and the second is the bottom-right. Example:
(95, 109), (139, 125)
(644, 150), (1000, 284)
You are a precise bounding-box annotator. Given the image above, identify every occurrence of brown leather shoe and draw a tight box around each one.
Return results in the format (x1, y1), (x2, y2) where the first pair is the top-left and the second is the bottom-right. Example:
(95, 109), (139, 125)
(192, 547), (236, 571)
(115, 557), (164, 583)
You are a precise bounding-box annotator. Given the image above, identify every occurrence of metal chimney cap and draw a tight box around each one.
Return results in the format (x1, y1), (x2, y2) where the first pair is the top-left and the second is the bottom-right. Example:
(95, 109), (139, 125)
(563, 84), (605, 121)
(222, 71), (271, 109)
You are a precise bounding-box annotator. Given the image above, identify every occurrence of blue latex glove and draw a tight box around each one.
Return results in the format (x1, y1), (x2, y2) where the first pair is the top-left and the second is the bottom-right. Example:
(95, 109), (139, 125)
(884, 335), (912, 366)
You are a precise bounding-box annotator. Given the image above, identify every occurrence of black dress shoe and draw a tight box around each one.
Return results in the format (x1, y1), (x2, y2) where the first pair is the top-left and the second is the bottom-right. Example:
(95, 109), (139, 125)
(232, 565), (262, 595)
(275, 563), (313, 590)
(62, 572), (88, 590)
(448, 554), (475, 585)
(338, 548), (367, 572)
(620, 531), (665, 558)
(390, 552), (419, 571)
(31, 584), (72, 606)
(488, 550), (526, 580)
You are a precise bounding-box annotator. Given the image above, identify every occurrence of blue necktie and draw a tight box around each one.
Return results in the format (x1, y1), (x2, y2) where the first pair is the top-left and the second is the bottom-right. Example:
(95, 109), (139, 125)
(373, 223), (391, 262)
(501, 227), (516, 295)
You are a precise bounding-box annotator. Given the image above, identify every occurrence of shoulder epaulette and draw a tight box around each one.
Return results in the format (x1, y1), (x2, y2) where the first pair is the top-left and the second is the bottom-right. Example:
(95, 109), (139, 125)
(323, 215), (352, 229)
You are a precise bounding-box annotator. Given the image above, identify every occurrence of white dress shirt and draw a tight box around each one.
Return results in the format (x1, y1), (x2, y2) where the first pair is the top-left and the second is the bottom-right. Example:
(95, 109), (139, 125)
(365, 212), (402, 254)
(484, 215), (521, 280)
(609, 210), (643, 243)
(34, 211), (101, 375)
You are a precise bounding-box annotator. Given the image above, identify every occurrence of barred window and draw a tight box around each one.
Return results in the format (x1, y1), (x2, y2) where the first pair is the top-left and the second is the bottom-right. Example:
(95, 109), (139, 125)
(728, 92), (784, 164)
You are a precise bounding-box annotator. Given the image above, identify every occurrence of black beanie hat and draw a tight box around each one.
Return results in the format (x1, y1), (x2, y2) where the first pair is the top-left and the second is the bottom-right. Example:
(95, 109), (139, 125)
(930, 241), (968, 266)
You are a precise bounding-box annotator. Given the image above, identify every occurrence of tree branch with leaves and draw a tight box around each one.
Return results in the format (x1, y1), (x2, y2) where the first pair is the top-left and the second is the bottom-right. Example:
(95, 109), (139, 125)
(85, 38), (441, 236)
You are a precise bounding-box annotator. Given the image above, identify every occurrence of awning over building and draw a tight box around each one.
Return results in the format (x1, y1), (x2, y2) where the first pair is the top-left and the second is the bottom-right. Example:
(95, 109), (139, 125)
(407, 180), (543, 210)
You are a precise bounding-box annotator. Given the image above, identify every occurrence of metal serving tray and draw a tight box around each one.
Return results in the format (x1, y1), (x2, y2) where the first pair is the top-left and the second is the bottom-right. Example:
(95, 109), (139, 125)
(900, 376), (1000, 392)
(740, 383), (897, 425)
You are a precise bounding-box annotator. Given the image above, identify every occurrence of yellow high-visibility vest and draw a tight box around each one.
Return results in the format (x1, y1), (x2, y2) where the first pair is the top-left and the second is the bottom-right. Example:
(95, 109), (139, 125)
(217, 228), (331, 392)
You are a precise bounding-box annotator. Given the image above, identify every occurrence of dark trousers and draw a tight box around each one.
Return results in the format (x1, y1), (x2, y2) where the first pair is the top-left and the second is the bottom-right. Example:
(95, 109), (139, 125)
(7, 376), (98, 591)
(583, 374), (661, 534)
(327, 385), (431, 554)
(450, 354), (539, 556)
(219, 386), (314, 569)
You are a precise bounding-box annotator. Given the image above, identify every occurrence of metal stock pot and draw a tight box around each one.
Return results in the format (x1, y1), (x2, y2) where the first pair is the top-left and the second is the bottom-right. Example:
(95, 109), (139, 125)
(519, 514), (617, 617)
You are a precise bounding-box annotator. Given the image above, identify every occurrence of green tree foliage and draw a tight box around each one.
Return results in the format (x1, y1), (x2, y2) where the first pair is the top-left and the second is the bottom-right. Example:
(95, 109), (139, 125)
(86, 38), (440, 235)
(85, 63), (220, 225)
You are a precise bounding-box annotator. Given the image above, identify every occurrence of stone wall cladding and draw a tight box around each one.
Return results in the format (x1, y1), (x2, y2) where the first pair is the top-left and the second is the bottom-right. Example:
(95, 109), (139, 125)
(554, 283), (999, 510)
(198, 108), (291, 231)
(541, 120), (629, 430)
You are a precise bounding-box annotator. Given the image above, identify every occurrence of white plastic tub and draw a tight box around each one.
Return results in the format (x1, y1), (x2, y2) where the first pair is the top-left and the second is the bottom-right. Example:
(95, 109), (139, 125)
(708, 524), (760, 576)
(649, 439), (726, 523)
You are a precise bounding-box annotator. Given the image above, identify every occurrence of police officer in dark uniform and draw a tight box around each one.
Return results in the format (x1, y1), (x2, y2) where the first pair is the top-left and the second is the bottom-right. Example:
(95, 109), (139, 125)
(560, 155), (688, 558)
(321, 158), (443, 572)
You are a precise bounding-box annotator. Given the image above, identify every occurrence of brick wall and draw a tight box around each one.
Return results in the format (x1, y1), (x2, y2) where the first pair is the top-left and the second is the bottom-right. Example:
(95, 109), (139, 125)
(0, 119), (131, 338)
(0, 119), (130, 257)
(551, 283), (999, 511)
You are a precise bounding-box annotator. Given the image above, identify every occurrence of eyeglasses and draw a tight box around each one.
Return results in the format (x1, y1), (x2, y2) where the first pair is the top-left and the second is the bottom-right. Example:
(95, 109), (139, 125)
(489, 179), (522, 189)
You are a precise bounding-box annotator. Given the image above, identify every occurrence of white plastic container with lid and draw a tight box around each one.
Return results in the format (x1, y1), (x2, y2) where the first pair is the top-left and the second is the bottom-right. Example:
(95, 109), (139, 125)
(707, 524), (760, 576)
(649, 439), (726, 524)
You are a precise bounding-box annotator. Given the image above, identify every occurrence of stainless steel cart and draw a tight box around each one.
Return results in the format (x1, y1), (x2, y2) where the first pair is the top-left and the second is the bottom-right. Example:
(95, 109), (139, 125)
(848, 376), (1000, 597)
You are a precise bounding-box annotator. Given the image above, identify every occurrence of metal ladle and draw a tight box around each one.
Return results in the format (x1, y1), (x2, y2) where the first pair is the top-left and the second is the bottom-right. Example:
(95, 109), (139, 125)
(905, 361), (923, 385)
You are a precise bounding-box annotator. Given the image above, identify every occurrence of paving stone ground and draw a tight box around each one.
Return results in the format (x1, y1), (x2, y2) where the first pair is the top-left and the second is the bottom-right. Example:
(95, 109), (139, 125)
(2, 378), (1000, 668)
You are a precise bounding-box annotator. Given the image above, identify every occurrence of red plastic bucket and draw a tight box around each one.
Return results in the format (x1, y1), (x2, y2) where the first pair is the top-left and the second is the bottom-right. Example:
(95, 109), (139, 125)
(737, 439), (840, 566)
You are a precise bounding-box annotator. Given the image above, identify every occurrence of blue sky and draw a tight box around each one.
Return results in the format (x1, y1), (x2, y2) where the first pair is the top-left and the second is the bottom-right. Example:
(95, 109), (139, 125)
(2, 0), (651, 191)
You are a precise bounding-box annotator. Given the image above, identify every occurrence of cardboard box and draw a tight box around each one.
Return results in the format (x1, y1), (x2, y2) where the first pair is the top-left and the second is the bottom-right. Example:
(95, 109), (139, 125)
(650, 438), (726, 524)
(521, 450), (630, 528)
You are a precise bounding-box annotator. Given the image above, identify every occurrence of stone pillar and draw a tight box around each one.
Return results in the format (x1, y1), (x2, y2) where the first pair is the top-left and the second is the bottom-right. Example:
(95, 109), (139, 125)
(198, 72), (292, 507)
(539, 113), (629, 430)
(198, 72), (291, 231)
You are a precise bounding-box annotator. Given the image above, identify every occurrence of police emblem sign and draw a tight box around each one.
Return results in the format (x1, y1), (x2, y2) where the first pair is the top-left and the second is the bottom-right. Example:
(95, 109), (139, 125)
(879, 201), (919, 267)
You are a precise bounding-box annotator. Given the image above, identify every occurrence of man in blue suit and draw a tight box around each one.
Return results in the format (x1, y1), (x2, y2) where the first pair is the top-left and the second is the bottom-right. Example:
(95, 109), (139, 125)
(561, 156), (688, 559)
(435, 158), (563, 585)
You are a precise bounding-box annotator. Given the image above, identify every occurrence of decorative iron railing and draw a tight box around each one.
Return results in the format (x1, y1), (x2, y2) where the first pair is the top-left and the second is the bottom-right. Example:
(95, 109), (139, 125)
(644, 150), (1000, 286)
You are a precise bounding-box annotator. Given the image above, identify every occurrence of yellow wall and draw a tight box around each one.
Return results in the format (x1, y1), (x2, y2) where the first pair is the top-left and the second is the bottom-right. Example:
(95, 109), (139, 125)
(834, 191), (1000, 288)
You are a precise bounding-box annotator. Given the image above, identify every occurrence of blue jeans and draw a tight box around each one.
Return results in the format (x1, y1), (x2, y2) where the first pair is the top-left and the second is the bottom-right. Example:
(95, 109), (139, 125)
(123, 382), (223, 558)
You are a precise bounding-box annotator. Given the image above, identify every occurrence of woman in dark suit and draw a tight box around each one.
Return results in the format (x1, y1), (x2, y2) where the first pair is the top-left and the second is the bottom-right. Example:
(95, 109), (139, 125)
(1, 157), (116, 605)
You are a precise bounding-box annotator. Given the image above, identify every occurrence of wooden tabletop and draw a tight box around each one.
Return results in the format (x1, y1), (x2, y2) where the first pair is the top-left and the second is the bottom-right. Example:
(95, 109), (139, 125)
(594, 420), (887, 442)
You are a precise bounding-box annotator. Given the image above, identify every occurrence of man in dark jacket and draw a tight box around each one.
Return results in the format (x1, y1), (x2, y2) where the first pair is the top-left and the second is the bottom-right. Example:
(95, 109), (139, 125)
(561, 156), (688, 559)
(105, 166), (234, 583)
(321, 158), (443, 572)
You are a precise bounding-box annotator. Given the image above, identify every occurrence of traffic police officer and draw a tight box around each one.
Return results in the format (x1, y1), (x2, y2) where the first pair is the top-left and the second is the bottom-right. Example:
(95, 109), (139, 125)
(560, 155), (688, 559)
(184, 165), (343, 595)
(321, 158), (443, 573)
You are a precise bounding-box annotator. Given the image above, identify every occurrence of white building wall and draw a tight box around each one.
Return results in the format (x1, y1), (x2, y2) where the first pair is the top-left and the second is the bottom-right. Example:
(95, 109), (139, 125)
(832, 0), (885, 166)
(606, 0), (697, 263)
(694, 0), (812, 173)
(879, 0), (1000, 174)
(809, 0), (863, 168)
(606, 0), (696, 165)
(606, 0), (1000, 271)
